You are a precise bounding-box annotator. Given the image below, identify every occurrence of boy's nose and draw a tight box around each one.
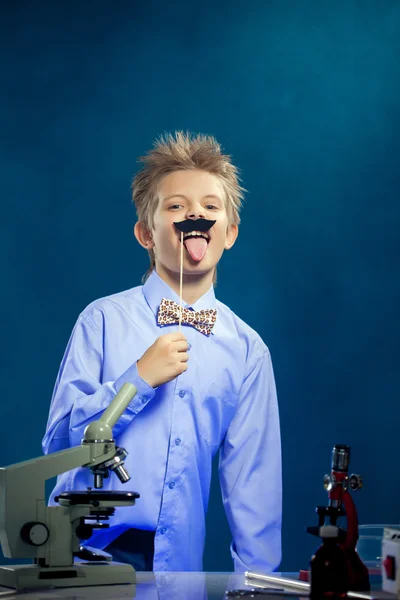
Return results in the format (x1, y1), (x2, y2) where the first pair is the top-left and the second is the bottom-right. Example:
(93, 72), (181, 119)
(187, 210), (205, 219)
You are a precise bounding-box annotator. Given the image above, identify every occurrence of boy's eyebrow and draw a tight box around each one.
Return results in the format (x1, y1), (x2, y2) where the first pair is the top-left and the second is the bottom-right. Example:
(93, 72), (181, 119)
(162, 194), (223, 203)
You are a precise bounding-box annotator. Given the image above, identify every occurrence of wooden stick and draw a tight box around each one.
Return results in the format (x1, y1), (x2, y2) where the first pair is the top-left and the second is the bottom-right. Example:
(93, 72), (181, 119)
(179, 231), (183, 332)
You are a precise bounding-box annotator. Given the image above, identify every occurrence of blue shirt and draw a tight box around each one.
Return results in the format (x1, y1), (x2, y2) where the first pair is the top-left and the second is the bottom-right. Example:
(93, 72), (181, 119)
(42, 269), (282, 572)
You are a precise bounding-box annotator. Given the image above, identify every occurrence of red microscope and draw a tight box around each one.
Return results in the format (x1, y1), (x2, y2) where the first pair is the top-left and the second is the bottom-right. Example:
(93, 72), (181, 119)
(305, 444), (370, 591)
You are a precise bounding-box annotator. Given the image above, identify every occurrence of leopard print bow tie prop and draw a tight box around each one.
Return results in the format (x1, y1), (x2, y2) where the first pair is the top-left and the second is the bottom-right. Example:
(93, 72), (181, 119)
(157, 298), (217, 336)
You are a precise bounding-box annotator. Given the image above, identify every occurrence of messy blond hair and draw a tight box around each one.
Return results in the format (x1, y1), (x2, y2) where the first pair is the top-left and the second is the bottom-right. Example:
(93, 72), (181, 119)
(132, 131), (245, 283)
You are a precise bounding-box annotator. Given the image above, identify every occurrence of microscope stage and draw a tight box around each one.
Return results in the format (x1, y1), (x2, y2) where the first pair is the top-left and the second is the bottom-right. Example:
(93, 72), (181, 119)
(56, 490), (140, 507)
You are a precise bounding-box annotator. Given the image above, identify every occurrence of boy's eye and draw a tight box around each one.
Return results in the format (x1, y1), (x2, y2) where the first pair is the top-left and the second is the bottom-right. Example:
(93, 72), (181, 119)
(168, 203), (219, 210)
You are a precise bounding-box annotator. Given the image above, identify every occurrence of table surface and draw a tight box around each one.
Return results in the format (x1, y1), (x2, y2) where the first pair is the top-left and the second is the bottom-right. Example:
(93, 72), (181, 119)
(0, 571), (389, 600)
(0, 571), (276, 600)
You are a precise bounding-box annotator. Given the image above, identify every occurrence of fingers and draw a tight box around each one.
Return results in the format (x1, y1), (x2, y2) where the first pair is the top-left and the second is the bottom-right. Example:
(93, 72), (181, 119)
(179, 352), (189, 363)
(175, 340), (190, 352)
(161, 332), (189, 351)
(159, 332), (189, 354)
(167, 332), (188, 342)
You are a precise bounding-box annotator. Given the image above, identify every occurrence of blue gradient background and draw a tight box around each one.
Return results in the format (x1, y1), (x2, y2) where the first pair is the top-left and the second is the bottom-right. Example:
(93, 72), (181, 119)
(1, 0), (399, 571)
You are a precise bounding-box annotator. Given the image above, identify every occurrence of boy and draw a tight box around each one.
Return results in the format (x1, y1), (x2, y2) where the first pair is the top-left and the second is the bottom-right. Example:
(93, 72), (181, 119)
(42, 131), (282, 573)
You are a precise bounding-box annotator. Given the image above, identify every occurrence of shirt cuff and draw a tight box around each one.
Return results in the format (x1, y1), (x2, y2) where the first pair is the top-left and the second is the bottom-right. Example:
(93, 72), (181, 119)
(114, 360), (155, 413)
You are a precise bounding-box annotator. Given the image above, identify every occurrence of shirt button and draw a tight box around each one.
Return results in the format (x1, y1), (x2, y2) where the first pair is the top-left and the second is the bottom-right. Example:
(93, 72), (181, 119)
(179, 390), (186, 398)
(160, 527), (167, 535)
(175, 438), (181, 446)
(168, 481), (175, 489)
(141, 396), (148, 404)
(187, 343), (191, 350)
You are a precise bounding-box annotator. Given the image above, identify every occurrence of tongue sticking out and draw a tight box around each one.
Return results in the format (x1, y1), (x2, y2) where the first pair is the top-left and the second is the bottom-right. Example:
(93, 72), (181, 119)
(183, 237), (208, 261)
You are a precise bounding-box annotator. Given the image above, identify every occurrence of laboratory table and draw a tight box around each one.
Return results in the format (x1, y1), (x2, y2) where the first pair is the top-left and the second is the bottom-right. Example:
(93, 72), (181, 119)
(0, 571), (391, 600)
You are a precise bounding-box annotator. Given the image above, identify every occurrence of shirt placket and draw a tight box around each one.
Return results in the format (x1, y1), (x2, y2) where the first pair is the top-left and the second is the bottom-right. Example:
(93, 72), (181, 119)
(153, 323), (199, 571)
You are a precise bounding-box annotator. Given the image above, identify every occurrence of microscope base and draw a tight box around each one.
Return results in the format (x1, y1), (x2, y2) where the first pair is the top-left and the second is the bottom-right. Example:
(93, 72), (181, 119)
(0, 562), (136, 591)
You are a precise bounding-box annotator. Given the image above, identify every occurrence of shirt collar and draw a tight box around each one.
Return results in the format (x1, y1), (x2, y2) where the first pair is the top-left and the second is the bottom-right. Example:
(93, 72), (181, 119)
(142, 269), (217, 317)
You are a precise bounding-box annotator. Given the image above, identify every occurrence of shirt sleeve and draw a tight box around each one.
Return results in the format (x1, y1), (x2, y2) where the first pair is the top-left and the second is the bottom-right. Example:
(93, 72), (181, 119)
(42, 313), (155, 454)
(218, 347), (282, 573)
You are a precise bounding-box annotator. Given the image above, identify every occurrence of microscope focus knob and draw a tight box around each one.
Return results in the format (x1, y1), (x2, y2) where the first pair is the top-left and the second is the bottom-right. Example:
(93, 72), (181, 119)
(20, 522), (49, 546)
(323, 474), (335, 491)
(348, 473), (363, 491)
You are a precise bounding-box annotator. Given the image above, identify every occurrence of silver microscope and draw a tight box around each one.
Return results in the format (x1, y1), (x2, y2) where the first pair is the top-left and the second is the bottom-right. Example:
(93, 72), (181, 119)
(0, 382), (140, 591)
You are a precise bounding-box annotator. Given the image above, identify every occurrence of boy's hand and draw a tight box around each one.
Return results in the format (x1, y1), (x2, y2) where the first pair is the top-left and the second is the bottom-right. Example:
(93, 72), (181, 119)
(137, 332), (189, 388)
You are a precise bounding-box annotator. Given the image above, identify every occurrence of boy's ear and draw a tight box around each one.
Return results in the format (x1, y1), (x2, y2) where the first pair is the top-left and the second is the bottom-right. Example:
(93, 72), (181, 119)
(224, 224), (238, 250)
(134, 221), (154, 250)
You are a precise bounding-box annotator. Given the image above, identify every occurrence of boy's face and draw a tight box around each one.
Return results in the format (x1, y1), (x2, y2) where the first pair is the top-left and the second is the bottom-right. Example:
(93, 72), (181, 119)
(137, 169), (238, 279)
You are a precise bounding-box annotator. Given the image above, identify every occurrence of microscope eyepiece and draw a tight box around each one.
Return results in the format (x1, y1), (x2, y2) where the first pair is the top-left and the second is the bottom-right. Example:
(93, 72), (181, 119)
(332, 444), (351, 472)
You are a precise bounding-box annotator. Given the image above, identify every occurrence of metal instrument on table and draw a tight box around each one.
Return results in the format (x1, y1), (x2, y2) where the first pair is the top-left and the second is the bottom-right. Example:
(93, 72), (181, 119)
(244, 572), (386, 599)
(0, 383), (140, 591)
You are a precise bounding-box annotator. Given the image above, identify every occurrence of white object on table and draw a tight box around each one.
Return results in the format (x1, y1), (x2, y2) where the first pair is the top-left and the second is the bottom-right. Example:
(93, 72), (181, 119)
(382, 527), (400, 595)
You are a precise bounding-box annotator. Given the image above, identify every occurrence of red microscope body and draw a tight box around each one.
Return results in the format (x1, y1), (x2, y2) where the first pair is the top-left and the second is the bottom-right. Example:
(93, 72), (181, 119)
(306, 444), (370, 592)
